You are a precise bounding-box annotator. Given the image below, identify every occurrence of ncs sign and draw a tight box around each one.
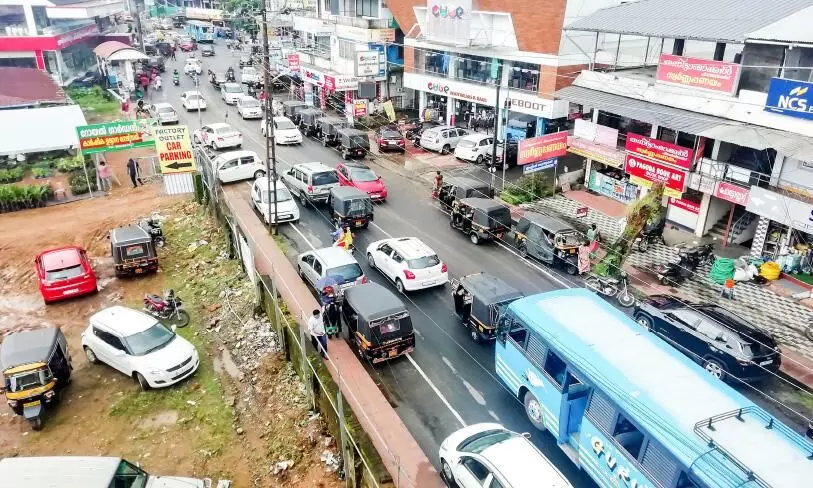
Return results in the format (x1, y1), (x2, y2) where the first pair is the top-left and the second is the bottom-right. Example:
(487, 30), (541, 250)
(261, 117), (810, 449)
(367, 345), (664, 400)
(624, 154), (687, 195)
(517, 132), (568, 166)
(765, 78), (813, 121)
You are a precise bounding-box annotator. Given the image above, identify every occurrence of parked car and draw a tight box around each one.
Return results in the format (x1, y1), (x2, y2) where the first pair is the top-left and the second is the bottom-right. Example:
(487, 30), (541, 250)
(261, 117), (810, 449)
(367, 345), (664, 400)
(211, 150), (265, 183)
(484, 140), (519, 169)
(250, 177), (300, 224)
(236, 95), (262, 119)
(200, 44), (214, 57)
(335, 161), (388, 202)
(439, 423), (573, 488)
(633, 295), (782, 381)
(180, 90), (207, 111)
(454, 133), (494, 164)
(420, 126), (468, 154)
(82, 305), (200, 390)
(220, 82), (243, 104)
(240, 66), (260, 84)
(145, 56), (165, 73)
(282, 162), (339, 204)
(193, 123), (242, 150)
(35, 246), (97, 304)
(239, 55), (253, 67)
(149, 102), (179, 125)
(366, 237), (448, 294)
(375, 127), (406, 153)
(297, 247), (367, 294)
(262, 116), (302, 144)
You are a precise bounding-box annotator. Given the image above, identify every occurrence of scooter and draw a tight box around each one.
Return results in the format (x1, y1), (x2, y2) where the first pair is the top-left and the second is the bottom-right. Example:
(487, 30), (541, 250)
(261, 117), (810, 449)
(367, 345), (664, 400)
(584, 271), (636, 307)
(138, 212), (165, 248)
(656, 250), (696, 286)
(634, 219), (666, 252)
(172, 71), (180, 86)
(143, 289), (190, 327)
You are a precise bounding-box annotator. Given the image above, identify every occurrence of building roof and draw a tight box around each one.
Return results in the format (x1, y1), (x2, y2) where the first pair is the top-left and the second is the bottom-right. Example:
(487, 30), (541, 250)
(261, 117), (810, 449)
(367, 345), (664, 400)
(565, 0), (813, 43)
(0, 457), (121, 488)
(746, 5), (813, 44)
(0, 67), (66, 108)
(0, 105), (86, 156)
(93, 40), (132, 58)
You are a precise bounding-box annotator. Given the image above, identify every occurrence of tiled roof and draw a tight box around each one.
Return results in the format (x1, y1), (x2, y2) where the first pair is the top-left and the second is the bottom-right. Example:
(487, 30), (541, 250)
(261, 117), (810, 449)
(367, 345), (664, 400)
(0, 67), (66, 108)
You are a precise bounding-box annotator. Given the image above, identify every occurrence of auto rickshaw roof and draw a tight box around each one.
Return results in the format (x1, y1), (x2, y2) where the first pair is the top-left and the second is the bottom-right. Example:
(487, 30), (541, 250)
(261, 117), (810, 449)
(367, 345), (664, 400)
(299, 108), (324, 115)
(459, 272), (524, 304)
(338, 128), (367, 137)
(0, 327), (60, 371)
(110, 225), (151, 245)
(445, 176), (489, 191)
(330, 186), (369, 201)
(282, 100), (307, 107)
(520, 211), (575, 234)
(459, 197), (508, 213)
(317, 116), (345, 125)
(344, 282), (407, 322)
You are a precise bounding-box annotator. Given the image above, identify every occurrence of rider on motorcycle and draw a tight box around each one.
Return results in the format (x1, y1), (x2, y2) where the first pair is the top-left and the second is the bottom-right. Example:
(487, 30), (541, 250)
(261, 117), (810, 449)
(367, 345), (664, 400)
(334, 225), (353, 250)
(172, 69), (179, 84)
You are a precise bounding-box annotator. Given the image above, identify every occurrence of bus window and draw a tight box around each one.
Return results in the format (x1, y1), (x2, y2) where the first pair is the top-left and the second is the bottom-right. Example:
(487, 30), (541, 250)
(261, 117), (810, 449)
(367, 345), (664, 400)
(507, 318), (527, 347)
(613, 414), (645, 459)
(543, 351), (567, 388)
(676, 472), (699, 488)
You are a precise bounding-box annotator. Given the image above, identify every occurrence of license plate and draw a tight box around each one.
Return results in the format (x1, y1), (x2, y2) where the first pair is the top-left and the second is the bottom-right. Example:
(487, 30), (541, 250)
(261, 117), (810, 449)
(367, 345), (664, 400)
(355, 220), (364, 226)
(760, 360), (773, 366)
(135, 268), (144, 274)
(389, 349), (397, 357)
(496, 233), (504, 239)
(23, 401), (40, 407)
(63, 288), (79, 295)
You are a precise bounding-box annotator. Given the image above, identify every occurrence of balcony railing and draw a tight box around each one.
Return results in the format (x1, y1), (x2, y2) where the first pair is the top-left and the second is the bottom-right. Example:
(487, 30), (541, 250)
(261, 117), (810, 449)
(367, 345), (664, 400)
(1, 24), (33, 37)
(330, 15), (390, 29)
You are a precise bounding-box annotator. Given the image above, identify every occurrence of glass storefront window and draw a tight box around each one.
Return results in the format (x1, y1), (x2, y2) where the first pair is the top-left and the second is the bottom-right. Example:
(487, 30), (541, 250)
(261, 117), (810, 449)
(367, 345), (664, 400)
(31, 6), (49, 35)
(508, 61), (539, 91)
(782, 47), (813, 83)
(425, 50), (448, 76)
(60, 41), (97, 81)
(739, 43), (783, 93)
(0, 5), (29, 36)
(596, 111), (652, 148)
(0, 57), (36, 68)
(451, 54), (499, 84)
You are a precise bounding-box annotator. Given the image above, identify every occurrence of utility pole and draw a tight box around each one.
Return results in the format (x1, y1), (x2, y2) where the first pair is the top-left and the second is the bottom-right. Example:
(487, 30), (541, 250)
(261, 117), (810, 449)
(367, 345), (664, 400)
(489, 83), (501, 194)
(262, 4), (279, 234)
(131, 0), (145, 53)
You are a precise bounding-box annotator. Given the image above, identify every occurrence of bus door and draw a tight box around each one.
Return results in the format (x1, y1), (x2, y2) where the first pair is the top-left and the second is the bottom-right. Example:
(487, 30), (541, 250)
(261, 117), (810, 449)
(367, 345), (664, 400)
(558, 371), (590, 448)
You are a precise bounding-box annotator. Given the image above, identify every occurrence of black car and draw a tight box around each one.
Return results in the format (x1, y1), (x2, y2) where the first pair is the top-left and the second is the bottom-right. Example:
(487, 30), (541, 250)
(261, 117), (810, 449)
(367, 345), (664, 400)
(484, 140), (518, 168)
(201, 44), (215, 57)
(145, 56), (165, 73)
(143, 42), (157, 56)
(239, 55), (252, 68)
(633, 295), (781, 381)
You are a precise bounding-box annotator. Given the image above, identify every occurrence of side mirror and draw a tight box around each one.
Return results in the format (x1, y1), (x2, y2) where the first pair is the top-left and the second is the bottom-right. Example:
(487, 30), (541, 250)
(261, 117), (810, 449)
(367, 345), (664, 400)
(171, 324), (178, 333)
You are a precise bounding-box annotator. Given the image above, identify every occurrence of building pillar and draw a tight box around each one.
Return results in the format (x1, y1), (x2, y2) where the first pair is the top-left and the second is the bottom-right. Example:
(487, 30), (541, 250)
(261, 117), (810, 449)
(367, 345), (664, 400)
(672, 39), (685, 56)
(695, 192), (711, 237)
(714, 43), (726, 61)
(770, 154), (785, 186)
(750, 216), (771, 257)
(418, 90), (426, 120)
(446, 94), (453, 125)
(23, 4), (37, 36)
(35, 51), (45, 70)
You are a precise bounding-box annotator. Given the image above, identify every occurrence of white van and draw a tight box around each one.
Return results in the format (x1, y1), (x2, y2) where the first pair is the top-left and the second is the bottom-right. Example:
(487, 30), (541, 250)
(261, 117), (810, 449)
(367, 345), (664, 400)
(420, 126), (469, 154)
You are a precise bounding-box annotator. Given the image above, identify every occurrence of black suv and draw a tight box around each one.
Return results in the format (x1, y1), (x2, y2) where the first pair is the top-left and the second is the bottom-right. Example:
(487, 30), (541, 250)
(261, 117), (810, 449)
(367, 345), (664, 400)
(633, 295), (781, 381)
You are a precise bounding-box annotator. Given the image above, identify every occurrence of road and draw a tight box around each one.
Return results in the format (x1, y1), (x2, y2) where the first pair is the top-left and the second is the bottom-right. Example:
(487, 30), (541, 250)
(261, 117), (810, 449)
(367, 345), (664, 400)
(152, 45), (809, 486)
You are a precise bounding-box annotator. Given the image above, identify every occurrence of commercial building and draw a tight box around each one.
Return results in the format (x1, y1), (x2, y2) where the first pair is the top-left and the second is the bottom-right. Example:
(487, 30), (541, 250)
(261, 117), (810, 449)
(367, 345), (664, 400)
(0, 0), (127, 85)
(554, 0), (813, 259)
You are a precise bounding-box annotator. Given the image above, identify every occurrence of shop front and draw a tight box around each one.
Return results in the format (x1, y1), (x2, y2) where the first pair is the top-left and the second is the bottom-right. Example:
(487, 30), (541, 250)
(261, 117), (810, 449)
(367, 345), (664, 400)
(746, 186), (813, 260)
(568, 119), (638, 204)
(302, 65), (361, 120)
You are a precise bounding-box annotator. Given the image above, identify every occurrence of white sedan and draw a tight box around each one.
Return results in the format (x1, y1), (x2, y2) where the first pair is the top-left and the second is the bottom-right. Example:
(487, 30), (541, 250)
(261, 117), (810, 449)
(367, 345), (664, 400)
(150, 102), (178, 124)
(240, 66), (259, 84)
(193, 122), (242, 150)
(180, 91), (206, 111)
(236, 95), (262, 119)
(183, 59), (202, 75)
(220, 82), (243, 105)
(250, 177), (300, 224)
(261, 116), (302, 144)
(366, 237), (448, 294)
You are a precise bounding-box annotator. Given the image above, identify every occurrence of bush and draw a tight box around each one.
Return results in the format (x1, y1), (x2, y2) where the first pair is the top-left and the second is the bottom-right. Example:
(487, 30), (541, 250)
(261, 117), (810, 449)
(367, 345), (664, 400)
(69, 168), (98, 195)
(499, 172), (554, 205)
(31, 167), (53, 179)
(0, 167), (24, 184)
(55, 155), (86, 173)
(0, 183), (52, 212)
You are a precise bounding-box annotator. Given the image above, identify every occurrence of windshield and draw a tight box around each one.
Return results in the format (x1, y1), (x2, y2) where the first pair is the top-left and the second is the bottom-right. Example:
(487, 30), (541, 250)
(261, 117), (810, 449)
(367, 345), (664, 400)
(224, 85), (242, 93)
(459, 430), (515, 454)
(381, 130), (401, 139)
(555, 230), (582, 247)
(5, 369), (50, 392)
(242, 99), (260, 107)
(122, 243), (149, 259)
(114, 460), (149, 488)
(407, 254), (440, 270)
(327, 264), (363, 283)
(349, 168), (378, 182)
(45, 263), (83, 282)
(312, 171), (338, 186)
(275, 119), (296, 130)
(122, 323), (175, 356)
(349, 135), (369, 148)
(157, 106), (175, 113)
(457, 139), (476, 148)
(261, 187), (292, 203)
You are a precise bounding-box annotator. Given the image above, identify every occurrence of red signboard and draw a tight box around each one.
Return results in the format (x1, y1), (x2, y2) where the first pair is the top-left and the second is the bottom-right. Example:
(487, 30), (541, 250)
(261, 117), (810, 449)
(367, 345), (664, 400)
(517, 132), (568, 166)
(668, 197), (701, 214)
(656, 54), (741, 95)
(715, 181), (751, 206)
(624, 154), (687, 194)
(625, 133), (694, 170)
(324, 75), (335, 91)
(0, 23), (99, 51)
(287, 53), (300, 72)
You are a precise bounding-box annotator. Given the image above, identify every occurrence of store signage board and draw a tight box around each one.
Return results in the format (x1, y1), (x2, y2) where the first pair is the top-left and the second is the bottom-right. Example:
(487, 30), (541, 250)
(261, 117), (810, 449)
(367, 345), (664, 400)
(356, 51), (380, 77)
(287, 53), (300, 72)
(424, 0), (472, 45)
(573, 119), (618, 148)
(624, 154), (687, 195)
(324, 75), (359, 92)
(353, 100), (367, 117)
(764, 77), (813, 121)
(746, 185), (813, 232)
(668, 197), (700, 214)
(518, 132), (568, 165)
(567, 136), (625, 168)
(155, 125), (195, 174)
(625, 133), (694, 170)
(714, 181), (750, 206)
(76, 119), (157, 155)
(523, 158), (557, 174)
(301, 67), (324, 87)
(656, 54), (741, 95)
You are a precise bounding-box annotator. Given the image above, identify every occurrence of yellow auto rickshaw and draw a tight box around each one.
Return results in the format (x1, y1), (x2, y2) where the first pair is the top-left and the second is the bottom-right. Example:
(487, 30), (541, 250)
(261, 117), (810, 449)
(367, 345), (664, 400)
(0, 328), (72, 430)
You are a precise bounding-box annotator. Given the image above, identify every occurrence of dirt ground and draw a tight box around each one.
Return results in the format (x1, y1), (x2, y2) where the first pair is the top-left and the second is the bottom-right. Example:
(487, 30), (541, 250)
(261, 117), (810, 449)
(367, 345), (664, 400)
(0, 151), (342, 487)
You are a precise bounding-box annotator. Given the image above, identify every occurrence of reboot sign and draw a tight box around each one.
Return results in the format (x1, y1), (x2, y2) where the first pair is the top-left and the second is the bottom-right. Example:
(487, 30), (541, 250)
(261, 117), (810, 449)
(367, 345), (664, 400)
(517, 132), (568, 166)
(76, 119), (157, 155)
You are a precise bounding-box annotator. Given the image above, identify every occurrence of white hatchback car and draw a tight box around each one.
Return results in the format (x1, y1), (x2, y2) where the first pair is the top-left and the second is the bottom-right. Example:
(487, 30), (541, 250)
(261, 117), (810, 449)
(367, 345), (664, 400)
(150, 102), (178, 125)
(454, 133), (494, 164)
(366, 237), (448, 293)
(439, 423), (572, 488)
(240, 66), (259, 84)
(183, 59), (201, 75)
(236, 95), (262, 119)
(81, 306), (200, 390)
(297, 247), (367, 293)
(261, 116), (303, 144)
(420, 126), (468, 154)
(180, 90), (206, 111)
(220, 82), (243, 104)
(212, 150), (266, 183)
(250, 177), (300, 224)
(193, 122), (242, 150)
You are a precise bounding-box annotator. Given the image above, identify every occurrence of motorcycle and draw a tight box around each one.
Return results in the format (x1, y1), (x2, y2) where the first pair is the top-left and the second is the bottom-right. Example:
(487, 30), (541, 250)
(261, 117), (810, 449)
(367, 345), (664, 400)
(172, 72), (180, 86)
(656, 249), (696, 286)
(143, 289), (190, 328)
(138, 212), (165, 248)
(634, 219), (665, 252)
(584, 271), (636, 308)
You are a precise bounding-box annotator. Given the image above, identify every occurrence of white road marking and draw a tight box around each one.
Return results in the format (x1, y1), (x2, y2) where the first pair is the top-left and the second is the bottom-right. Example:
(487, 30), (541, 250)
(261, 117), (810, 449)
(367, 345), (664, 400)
(463, 380), (486, 406)
(442, 356), (457, 375)
(488, 410), (500, 422)
(406, 353), (466, 428)
(495, 242), (573, 289)
(371, 222), (393, 239)
(290, 223), (316, 251)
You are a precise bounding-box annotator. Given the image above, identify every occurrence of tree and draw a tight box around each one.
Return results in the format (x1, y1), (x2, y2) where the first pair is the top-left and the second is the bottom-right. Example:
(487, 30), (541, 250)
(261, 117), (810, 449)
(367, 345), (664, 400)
(593, 182), (664, 278)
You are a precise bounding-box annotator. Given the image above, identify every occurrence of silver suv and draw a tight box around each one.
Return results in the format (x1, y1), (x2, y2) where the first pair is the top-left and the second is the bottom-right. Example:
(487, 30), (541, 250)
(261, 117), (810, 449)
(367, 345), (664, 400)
(281, 162), (339, 204)
(420, 126), (468, 154)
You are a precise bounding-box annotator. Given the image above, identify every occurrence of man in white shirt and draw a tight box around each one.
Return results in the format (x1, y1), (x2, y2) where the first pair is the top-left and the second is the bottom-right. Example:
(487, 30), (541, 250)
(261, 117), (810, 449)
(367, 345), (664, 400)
(307, 309), (327, 358)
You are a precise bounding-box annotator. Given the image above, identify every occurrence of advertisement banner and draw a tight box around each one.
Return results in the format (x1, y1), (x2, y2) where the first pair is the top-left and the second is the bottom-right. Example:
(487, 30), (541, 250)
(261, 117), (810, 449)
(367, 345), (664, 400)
(567, 136), (625, 168)
(517, 132), (568, 166)
(356, 51), (380, 77)
(424, 0), (472, 45)
(587, 170), (639, 204)
(625, 133), (694, 170)
(656, 54), (741, 95)
(371, 28), (396, 43)
(319, 89), (327, 110)
(383, 100), (396, 123)
(573, 119), (618, 147)
(353, 100), (367, 117)
(764, 77), (813, 121)
(154, 126), (195, 174)
(668, 197), (700, 214)
(624, 154), (687, 196)
(76, 120), (157, 155)
(287, 53), (300, 72)
(369, 43), (387, 78)
(714, 181), (750, 206)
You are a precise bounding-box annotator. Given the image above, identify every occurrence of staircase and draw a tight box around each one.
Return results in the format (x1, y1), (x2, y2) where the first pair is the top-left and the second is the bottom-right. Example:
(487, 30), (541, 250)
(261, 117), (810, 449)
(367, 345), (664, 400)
(707, 207), (757, 245)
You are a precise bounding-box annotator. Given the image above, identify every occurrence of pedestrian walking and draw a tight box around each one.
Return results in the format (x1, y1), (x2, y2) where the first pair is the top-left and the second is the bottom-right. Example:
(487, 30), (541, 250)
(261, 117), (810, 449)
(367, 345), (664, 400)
(170, 46), (176, 60)
(98, 161), (112, 193)
(308, 309), (328, 358)
(587, 223), (601, 259)
(126, 158), (143, 188)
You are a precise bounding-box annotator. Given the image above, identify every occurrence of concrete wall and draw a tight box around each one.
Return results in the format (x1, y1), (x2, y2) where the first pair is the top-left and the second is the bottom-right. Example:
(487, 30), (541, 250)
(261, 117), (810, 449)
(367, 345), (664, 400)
(704, 195), (732, 234)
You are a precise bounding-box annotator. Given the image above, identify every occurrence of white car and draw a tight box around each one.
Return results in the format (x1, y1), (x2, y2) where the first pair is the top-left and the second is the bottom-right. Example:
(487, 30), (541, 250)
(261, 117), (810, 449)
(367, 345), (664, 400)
(366, 237), (448, 293)
(297, 247), (366, 293)
(212, 150), (266, 183)
(220, 82), (243, 104)
(180, 91), (206, 111)
(81, 306), (200, 390)
(240, 66), (259, 84)
(439, 423), (573, 488)
(193, 122), (242, 150)
(281, 162), (339, 204)
(262, 116), (303, 144)
(420, 126), (469, 154)
(150, 102), (178, 124)
(251, 177), (300, 224)
(236, 95), (262, 119)
(454, 133), (494, 164)
(183, 59), (202, 75)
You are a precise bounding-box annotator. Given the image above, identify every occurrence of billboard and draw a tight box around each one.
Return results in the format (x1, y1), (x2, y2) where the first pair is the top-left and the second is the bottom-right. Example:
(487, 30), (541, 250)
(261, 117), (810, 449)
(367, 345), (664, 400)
(656, 54), (741, 95)
(625, 133), (694, 170)
(75, 119), (157, 155)
(424, 0), (472, 46)
(154, 125), (195, 174)
(624, 154), (687, 197)
(764, 77), (813, 121)
(517, 132), (568, 166)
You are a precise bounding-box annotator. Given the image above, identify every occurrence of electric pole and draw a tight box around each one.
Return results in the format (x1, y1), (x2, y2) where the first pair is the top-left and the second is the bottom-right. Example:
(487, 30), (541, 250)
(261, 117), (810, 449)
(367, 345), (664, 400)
(262, 4), (279, 234)
(489, 83), (501, 194)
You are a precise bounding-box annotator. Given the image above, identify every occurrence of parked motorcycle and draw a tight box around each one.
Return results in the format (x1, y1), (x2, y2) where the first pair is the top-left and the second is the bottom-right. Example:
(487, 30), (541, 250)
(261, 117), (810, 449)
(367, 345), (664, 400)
(584, 271), (636, 307)
(656, 249), (696, 286)
(138, 212), (165, 248)
(634, 218), (666, 252)
(143, 289), (189, 328)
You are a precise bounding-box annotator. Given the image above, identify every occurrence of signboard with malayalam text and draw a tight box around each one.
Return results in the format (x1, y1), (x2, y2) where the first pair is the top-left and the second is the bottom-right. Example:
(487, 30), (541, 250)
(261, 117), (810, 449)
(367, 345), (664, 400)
(624, 154), (687, 197)
(523, 158), (557, 174)
(75, 119), (157, 155)
(656, 54), (741, 95)
(517, 132), (568, 166)
(625, 133), (694, 171)
(155, 125), (196, 174)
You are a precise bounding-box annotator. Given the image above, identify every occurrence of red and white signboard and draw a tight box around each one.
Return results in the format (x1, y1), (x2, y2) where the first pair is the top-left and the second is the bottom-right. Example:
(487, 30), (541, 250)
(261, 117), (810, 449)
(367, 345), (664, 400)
(715, 181), (751, 206)
(517, 132), (568, 166)
(668, 197), (701, 214)
(624, 154), (687, 195)
(656, 54), (741, 95)
(0, 23), (99, 51)
(625, 133), (694, 170)
(287, 53), (300, 72)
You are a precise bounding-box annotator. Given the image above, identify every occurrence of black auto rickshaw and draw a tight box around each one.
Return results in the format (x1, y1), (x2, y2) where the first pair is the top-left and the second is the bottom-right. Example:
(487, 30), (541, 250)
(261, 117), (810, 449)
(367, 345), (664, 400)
(437, 176), (494, 211)
(342, 283), (415, 364)
(329, 186), (373, 229)
(282, 100), (308, 125)
(0, 328), (72, 430)
(110, 225), (159, 277)
(514, 211), (582, 275)
(316, 116), (349, 146)
(450, 272), (524, 342)
(450, 197), (512, 245)
(337, 128), (370, 159)
(298, 108), (325, 136)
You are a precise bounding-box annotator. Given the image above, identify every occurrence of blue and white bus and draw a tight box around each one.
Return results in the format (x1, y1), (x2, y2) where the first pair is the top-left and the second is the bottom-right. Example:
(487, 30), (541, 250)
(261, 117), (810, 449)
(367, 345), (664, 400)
(185, 20), (214, 43)
(495, 288), (813, 488)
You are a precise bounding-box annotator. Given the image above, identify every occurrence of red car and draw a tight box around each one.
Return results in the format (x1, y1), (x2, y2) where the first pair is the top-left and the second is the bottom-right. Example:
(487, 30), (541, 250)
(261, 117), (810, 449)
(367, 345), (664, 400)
(335, 162), (388, 202)
(375, 128), (406, 153)
(179, 39), (196, 52)
(34, 246), (97, 304)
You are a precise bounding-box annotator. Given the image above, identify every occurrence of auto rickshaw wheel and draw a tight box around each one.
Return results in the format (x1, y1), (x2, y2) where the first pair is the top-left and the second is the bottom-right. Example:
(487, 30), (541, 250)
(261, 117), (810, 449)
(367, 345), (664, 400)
(469, 325), (481, 343)
(29, 416), (43, 431)
(518, 242), (528, 258)
(565, 257), (579, 275)
(469, 233), (480, 245)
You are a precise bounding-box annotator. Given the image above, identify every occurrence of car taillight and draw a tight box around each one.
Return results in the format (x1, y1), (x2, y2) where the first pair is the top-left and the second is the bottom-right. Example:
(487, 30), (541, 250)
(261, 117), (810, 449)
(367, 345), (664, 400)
(441, 263), (448, 273)
(361, 276), (368, 284)
(217, 137), (224, 141)
(403, 270), (415, 280)
(307, 185), (313, 193)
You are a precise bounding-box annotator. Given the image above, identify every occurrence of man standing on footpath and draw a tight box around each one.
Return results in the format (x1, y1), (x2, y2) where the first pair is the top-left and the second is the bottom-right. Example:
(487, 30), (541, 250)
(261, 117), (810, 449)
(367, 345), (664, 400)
(307, 309), (327, 359)
(98, 161), (112, 194)
(126, 158), (143, 188)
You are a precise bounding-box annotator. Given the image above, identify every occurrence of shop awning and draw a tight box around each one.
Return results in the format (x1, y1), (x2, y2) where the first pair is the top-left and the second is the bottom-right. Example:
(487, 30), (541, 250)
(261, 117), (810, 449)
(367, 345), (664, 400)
(0, 105), (87, 156)
(699, 125), (813, 162)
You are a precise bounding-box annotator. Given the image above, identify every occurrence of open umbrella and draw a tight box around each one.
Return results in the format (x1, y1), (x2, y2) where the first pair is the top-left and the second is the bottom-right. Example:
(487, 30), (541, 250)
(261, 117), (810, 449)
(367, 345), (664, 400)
(315, 275), (342, 306)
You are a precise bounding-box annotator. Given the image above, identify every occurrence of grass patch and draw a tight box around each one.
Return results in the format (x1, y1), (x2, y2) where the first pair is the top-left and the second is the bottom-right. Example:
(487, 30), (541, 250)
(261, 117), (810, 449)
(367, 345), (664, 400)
(68, 86), (120, 119)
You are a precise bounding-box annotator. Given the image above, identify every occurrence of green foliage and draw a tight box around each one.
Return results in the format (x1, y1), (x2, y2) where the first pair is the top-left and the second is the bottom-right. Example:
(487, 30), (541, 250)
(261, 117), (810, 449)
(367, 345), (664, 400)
(67, 86), (120, 116)
(55, 155), (86, 173)
(0, 167), (24, 184)
(69, 168), (98, 195)
(31, 166), (53, 179)
(0, 183), (52, 212)
(499, 172), (554, 205)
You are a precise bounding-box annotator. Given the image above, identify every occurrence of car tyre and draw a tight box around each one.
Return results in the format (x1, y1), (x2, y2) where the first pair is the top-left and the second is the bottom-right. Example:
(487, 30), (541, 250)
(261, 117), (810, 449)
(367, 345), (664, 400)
(441, 460), (455, 487)
(635, 314), (653, 331)
(212, 141), (219, 150)
(704, 358), (727, 380)
(523, 391), (547, 431)
(299, 191), (308, 205)
(367, 253), (376, 269)
(441, 144), (451, 155)
(84, 346), (99, 364)
(475, 155), (483, 165)
(395, 278), (406, 294)
(254, 170), (266, 179)
(134, 372), (151, 391)
(193, 135), (200, 144)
